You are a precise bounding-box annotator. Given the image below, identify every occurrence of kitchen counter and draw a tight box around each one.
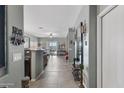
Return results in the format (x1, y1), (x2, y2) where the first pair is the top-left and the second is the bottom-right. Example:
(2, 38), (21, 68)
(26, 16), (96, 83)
(24, 48), (49, 81)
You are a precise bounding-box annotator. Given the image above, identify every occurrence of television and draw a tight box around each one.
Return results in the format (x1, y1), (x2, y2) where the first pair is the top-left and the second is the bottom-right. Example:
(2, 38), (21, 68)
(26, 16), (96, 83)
(0, 5), (7, 77)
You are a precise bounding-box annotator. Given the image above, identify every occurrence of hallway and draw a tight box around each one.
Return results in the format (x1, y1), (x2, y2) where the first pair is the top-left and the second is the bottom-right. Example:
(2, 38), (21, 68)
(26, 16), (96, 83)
(30, 56), (79, 88)
(1, 5), (123, 88)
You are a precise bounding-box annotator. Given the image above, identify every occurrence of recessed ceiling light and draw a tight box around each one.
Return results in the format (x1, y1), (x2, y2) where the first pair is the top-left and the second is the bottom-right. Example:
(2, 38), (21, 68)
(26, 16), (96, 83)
(39, 27), (43, 29)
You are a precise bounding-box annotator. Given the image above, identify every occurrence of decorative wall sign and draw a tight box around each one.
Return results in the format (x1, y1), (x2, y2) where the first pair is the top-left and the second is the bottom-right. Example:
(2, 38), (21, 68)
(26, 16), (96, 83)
(83, 20), (87, 39)
(10, 26), (25, 46)
(84, 20), (87, 33)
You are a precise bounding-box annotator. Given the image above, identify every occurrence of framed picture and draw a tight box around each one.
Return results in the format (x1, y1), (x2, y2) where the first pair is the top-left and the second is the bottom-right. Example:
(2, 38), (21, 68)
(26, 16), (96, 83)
(24, 36), (30, 48)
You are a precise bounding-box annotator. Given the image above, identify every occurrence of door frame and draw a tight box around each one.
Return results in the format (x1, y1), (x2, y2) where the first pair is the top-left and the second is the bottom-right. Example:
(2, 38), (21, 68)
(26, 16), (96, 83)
(97, 5), (118, 88)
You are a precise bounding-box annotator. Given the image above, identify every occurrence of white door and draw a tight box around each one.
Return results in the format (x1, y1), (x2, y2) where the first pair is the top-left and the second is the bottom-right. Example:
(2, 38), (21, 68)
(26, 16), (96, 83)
(100, 6), (124, 87)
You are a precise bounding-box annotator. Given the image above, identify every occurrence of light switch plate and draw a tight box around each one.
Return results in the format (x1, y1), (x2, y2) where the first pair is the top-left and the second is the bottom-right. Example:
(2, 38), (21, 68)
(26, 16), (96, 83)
(13, 53), (22, 62)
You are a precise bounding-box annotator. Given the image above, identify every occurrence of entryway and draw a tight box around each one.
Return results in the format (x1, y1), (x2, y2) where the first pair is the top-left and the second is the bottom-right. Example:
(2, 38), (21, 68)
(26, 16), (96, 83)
(97, 5), (124, 88)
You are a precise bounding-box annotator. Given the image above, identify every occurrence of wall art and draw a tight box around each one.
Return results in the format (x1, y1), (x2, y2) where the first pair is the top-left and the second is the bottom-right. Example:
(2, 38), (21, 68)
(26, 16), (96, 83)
(10, 26), (25, 46)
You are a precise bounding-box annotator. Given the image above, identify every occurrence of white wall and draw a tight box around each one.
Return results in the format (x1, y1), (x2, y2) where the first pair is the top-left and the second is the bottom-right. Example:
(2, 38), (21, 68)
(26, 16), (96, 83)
(0, 5), (24, 88)
(97, 5), (124, 88)
(74, 5), (97, 88)
(74, 6), (90, 87)
(39, 37), (67, 49)
(67, 28), (75, 62)
(97, 5), (109, 15)
(97, 5), (111, 88)
(24, 33), (38, 48)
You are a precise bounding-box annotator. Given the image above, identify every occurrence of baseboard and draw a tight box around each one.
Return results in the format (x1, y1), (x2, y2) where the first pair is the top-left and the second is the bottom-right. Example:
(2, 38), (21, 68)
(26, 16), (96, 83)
(31, 70), (44, 82)
(36, 70), (44, 80)
(83, 83), (87, 88)
(31, 79), (36, 82)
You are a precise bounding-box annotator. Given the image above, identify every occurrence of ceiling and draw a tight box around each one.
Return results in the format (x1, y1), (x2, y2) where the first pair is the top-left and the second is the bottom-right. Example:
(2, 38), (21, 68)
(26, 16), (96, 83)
(24, 5), (82, 38)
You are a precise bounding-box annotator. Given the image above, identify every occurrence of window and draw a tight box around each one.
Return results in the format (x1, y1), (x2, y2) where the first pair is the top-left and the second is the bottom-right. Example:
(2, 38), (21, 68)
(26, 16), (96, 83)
(49, 42), (57, 47)
(49, 41), (58, 51)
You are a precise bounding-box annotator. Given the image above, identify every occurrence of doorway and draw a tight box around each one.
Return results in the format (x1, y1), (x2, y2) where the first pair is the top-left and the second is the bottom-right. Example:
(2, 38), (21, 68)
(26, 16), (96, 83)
(49, 41), (58, 55)
(97, 5), (124, 87)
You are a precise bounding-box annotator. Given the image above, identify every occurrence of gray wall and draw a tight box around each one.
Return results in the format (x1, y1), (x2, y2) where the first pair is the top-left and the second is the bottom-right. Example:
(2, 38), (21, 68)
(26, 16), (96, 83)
(35, 51), (43, 78)
(0, 5), (24, 88)
(89, 6), (97, 88)
(31, 50), (43, 80)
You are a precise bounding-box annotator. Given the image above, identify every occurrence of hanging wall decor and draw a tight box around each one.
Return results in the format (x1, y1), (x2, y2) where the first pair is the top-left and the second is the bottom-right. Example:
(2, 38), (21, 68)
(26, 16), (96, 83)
(10, 26), (25, 46)
(24, 36), (30, 48)
(70, 40), (73, 44)
(83, 20), (87, 38)
(83, 20), (88, 46)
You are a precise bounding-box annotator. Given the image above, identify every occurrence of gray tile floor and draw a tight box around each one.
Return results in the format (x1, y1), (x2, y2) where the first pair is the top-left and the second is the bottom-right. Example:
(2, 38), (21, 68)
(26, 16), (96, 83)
(30, 56), (80, 88)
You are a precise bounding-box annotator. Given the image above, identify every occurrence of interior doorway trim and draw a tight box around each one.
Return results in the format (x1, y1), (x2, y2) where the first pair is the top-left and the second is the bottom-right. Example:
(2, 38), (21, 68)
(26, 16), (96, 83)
(97, 5), (118, 88)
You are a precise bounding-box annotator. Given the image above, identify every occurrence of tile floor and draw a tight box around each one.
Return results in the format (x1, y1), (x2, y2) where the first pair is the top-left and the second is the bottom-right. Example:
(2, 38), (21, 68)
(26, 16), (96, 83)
(30, 55), (80, 88)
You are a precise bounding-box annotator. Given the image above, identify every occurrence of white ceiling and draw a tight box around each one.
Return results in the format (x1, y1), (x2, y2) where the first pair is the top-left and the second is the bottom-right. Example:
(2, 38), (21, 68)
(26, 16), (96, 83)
(24, 5), (82, 38)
